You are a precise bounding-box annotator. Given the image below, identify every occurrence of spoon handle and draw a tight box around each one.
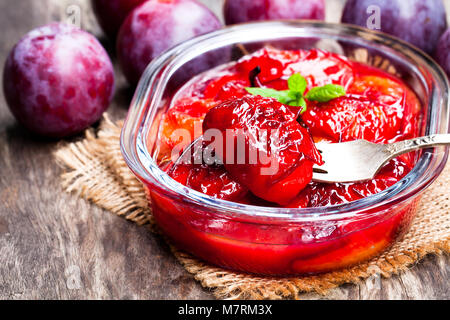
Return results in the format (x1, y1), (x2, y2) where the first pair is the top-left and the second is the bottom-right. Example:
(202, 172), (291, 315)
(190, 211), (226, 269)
(386, 134), (450, 158)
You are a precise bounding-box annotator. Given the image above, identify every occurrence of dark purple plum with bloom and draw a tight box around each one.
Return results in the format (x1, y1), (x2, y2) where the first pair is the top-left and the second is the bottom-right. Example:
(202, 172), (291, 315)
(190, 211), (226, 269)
(436, 28), (450, 79)
(341, 0), (447, 55)
(224, 0), (326, 25)
(117, 0), (222, 85)
(3, 23), (115, 138)
(91, 0), (147, 39)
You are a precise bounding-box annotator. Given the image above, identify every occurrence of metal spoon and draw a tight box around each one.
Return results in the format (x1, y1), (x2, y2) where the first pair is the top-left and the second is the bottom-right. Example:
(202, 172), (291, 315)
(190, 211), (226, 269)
(174, 134), (450, 183)
(313, 134), (450, 183)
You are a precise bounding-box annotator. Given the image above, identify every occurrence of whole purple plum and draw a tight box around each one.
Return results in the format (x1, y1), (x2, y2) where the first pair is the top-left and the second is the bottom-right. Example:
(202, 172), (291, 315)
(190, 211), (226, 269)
(224, 0), (326, 25)
(341, 0), (447, 54)
(436, 28), (450, 78)
(91, 0), (147, 39)
(3, 23), (115, 138)
(117, 0), (222, 85)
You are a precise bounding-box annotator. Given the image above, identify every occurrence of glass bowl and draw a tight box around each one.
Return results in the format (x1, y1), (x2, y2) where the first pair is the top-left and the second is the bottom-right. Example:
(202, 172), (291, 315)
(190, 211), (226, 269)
(121, 21), (449, 275)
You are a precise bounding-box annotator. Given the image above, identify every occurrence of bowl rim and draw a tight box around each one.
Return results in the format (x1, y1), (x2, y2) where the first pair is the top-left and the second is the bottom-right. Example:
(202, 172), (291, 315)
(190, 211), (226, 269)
(121, 20), (449, 223)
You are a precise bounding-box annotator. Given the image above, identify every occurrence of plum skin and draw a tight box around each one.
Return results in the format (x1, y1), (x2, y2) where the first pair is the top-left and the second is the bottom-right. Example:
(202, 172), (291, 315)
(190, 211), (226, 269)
(3, 23), (115, 138)
(341, 0), (447, 55)
(117, 0), (222, 85)
(224, 0), (325, 25)
(91, 0), (147, 39)
(436, 29), (450, 79)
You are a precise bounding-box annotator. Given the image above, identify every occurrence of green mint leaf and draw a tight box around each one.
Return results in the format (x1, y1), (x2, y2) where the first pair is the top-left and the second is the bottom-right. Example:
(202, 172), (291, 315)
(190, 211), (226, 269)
(287, 74), (307, 94)
(287, 90), (300, 101)
(245, 87), (292, 104)
(245, 74), (342, 114)
(246, 86), (307, 110)
(289, 97), (307, 113)
(305, 84), (346, 102)
(298, 97), (307, 113)
(287, 90), (302, 104)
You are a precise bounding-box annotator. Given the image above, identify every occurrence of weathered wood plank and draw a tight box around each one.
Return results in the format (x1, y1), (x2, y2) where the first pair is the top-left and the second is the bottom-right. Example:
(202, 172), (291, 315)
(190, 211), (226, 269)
(0, 0), (448, 300)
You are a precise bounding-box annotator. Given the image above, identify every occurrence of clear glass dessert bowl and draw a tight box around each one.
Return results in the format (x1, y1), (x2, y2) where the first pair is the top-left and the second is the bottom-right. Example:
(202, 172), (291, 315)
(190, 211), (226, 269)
(121, 21), (449, 275)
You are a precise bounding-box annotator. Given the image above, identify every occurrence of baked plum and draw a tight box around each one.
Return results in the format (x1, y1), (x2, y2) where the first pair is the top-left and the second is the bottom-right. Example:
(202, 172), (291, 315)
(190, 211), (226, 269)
(168, 141), (249, 202)
(203, 95), (323, 205)
(302, 71), (420, 143)
(235, 48), (355, 90)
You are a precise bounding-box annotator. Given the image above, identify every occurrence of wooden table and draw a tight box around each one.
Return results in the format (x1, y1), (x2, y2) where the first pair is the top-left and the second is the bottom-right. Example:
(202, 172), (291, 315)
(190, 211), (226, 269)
(0, 0), (448, 300)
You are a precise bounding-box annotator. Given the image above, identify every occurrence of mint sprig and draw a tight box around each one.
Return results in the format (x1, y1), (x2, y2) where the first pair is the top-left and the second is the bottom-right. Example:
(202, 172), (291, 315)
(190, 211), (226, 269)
(245, 74), (346, 113)
(305, 84), (347, 103)
(288, 73), (307, 94)
(245, 88), (292, 104)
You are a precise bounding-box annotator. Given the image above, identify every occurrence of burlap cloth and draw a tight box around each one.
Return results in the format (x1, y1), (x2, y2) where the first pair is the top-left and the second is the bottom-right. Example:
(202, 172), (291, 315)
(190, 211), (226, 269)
(54, 116), (450, 299)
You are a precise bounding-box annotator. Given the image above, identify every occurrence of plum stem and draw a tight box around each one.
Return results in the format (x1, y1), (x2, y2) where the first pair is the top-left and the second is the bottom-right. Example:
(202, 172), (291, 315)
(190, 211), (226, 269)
(249, 66), (263, 87)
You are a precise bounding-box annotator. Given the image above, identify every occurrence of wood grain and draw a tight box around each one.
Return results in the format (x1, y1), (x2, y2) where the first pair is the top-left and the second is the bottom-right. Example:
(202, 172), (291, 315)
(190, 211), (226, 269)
(0, 0), (448, 300)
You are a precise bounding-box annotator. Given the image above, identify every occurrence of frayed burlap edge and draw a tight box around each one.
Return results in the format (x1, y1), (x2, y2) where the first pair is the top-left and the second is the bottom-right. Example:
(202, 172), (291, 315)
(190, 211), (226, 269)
(54, 116), (450, 300)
